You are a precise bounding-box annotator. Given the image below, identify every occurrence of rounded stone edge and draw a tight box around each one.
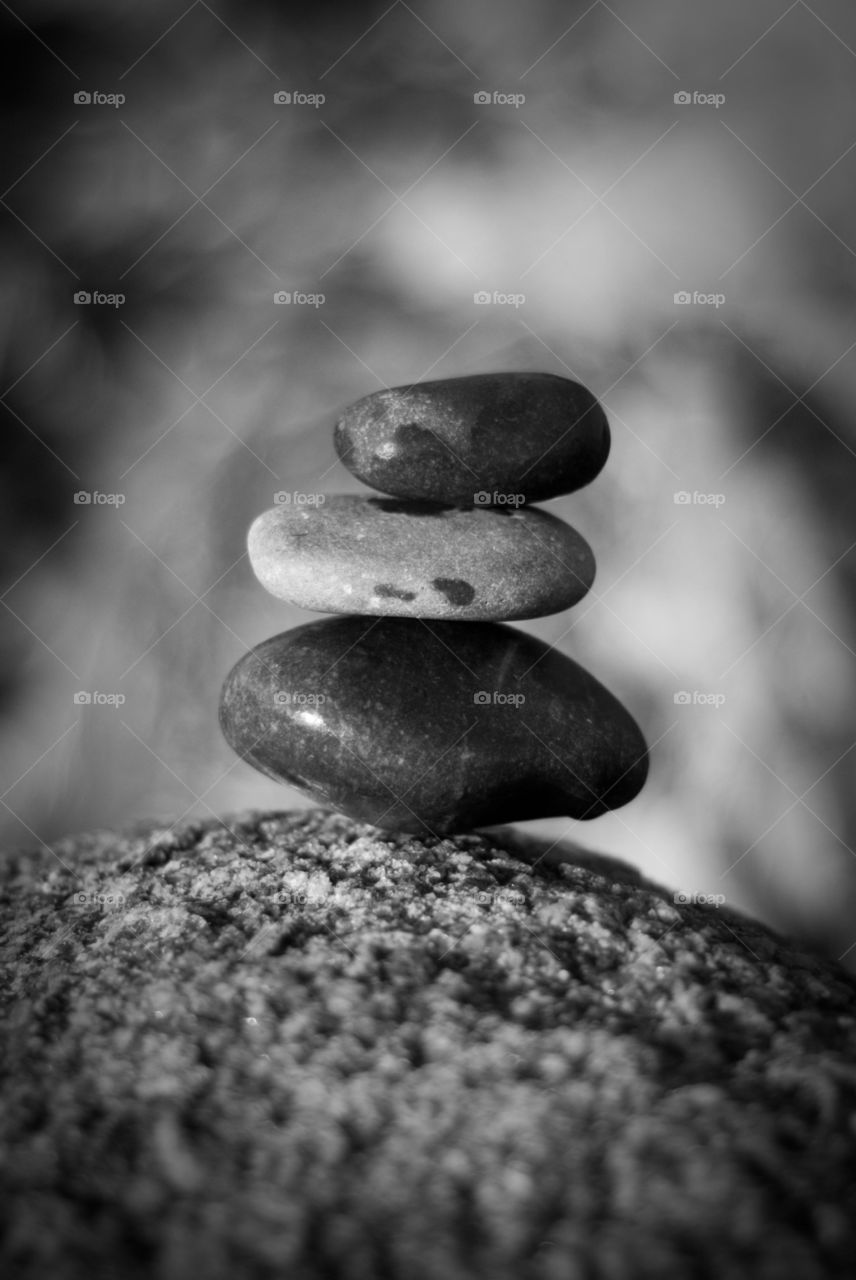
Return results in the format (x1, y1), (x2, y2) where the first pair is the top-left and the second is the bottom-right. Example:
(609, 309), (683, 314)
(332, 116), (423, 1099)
(333, 372), (613, 505)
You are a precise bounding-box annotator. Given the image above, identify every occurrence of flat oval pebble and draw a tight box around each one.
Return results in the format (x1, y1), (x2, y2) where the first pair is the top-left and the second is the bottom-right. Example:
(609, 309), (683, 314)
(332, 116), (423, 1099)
(219, 617), (648, 835)
(248, 495), (595, 620)
(334, 372), (610, 505)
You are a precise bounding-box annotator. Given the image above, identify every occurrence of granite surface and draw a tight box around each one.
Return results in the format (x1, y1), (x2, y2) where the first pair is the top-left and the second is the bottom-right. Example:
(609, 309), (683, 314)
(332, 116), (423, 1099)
(2, 808), (856, 1280)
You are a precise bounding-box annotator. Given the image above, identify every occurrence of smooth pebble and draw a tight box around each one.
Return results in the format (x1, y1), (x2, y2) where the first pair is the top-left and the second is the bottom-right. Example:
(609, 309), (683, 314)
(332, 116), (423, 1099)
(219, 616), (648, 836)
(248, 495), (595, 620)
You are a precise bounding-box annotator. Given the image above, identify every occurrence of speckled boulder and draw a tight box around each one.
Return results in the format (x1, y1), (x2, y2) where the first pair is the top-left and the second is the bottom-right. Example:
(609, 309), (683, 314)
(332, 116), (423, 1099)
(2, 809), (856, 1280)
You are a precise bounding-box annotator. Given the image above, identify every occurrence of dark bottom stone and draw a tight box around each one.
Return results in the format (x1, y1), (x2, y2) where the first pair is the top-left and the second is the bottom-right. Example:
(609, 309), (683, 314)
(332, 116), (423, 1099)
(219, 616), (649, 836)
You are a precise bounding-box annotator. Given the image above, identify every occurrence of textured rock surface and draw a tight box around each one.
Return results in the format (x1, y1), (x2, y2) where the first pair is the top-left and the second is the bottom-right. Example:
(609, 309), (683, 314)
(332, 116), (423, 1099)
(219, 618), (648, 833)
(334, 372), (610, 505)
(2, 809), (856, 1280)
(248, 496), (595, 620)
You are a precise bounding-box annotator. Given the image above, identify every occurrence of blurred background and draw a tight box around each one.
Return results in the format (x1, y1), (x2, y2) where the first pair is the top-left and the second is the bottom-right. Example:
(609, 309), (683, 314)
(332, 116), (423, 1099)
(2, 0), (856, 968)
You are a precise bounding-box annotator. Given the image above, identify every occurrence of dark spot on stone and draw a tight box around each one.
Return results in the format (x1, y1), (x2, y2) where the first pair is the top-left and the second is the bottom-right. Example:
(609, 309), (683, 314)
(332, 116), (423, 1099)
(375, 584), (416, 601)
(395, 422), (436, 447)
(393, 421), (459, 463)
(432, 578), (475, 606)
(368, 498), (453, 517)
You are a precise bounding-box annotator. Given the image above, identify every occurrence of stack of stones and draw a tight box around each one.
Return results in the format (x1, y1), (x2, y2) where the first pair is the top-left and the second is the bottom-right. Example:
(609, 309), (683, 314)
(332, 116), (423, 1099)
(220, 373), (649, 836)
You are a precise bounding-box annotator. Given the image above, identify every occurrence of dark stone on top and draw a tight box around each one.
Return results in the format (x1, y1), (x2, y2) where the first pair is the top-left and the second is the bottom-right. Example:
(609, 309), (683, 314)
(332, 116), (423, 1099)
(334, 371), (610, 505)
